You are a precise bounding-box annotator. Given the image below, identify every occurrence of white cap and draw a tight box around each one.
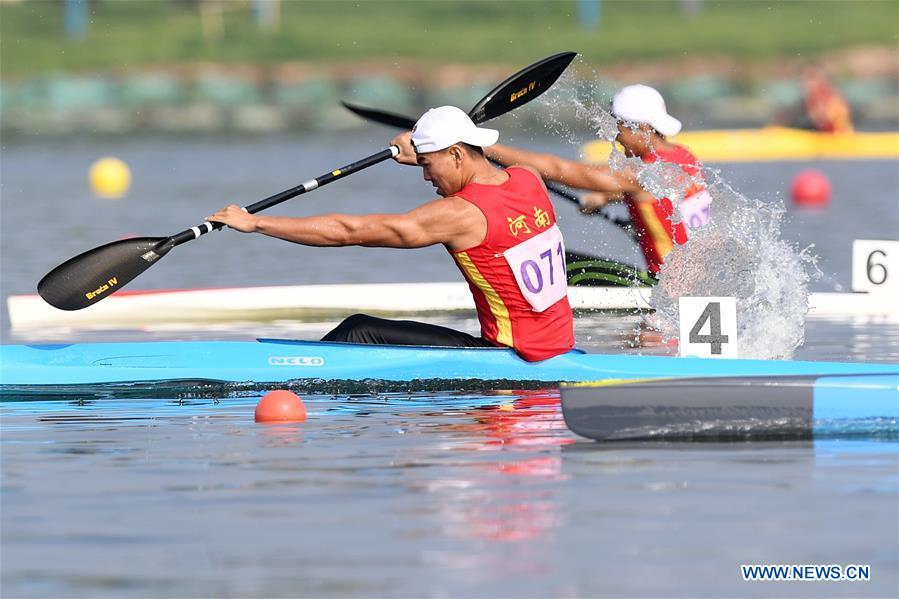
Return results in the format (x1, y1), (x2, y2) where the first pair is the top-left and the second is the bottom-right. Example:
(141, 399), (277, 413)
(411, 106), (499, 153)
(611, 84), (682, 137)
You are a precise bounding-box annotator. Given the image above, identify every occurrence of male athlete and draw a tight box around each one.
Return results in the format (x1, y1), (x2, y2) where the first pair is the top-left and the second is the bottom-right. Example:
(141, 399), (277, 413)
(210, 106), (574, 362)
(486, 84), (708, 276)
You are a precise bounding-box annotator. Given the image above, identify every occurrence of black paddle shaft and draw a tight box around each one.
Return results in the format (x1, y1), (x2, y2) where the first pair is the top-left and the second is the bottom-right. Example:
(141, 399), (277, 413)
(38, 52), (578, 311)
(168, 147), (399, 247)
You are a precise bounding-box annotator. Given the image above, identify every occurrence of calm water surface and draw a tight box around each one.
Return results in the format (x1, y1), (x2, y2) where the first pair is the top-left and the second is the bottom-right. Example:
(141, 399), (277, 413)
(2, 133), (898, 597)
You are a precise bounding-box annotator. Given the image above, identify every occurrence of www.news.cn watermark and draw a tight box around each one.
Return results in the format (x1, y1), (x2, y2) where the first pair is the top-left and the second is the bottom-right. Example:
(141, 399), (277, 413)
(741, 564), (871, 582)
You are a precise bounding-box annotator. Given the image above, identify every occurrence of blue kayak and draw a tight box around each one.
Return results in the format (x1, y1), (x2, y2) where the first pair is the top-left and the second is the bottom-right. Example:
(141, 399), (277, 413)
(1, 339), (896, 390)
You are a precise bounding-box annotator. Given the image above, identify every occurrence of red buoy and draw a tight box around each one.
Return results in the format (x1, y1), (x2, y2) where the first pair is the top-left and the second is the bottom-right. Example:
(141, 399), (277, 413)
(791, 170), (832, 208)
(255, 390), (307, 423)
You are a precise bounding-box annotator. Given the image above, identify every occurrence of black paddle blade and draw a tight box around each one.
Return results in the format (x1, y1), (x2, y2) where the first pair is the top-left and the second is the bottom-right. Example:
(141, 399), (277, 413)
(468, 51), (577, 124)
(341, 101), (416, 130)
(37, 237), (173, 310)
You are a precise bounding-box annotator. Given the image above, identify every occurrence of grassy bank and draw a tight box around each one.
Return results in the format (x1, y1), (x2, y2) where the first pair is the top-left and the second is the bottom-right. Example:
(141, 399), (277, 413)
(1, 0), (897, 77)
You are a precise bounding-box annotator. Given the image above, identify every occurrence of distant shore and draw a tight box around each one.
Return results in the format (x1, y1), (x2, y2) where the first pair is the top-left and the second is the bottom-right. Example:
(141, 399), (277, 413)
(2, 46), (896, 137)
(3, 0), (896, 137)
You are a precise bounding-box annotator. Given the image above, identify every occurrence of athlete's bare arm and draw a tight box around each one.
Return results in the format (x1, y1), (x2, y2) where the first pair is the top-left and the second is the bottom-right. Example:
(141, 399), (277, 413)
(208, 197), (486, 252)
(581, 188), (656, 212)
(486, 143), (642, 194)
(628, 190), (658, 204)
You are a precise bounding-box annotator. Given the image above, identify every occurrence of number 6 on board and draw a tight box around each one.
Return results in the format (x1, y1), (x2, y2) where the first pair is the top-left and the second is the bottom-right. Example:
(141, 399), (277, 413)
(852, 240), (899, 293)
(679, 296), (739, 359)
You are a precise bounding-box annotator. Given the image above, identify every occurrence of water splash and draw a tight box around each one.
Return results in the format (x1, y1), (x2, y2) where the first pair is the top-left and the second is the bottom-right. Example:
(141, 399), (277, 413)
(651, 173), (815, 358)
(536, 75), (817, 358)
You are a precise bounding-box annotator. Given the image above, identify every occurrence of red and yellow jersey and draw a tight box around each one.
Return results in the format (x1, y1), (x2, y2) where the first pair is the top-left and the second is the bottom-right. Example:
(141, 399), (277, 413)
(450, 167), (575, 362)
(626, 145), (703, 274)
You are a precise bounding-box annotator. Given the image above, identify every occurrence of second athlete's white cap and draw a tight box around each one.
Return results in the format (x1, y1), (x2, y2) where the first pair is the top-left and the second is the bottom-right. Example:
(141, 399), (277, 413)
(411, 106), (499, 153)
(611, 84), (682, 137)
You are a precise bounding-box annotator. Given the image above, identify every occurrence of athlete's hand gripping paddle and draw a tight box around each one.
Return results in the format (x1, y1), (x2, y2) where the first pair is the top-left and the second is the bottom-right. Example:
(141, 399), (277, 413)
(341, 102), (638, 242)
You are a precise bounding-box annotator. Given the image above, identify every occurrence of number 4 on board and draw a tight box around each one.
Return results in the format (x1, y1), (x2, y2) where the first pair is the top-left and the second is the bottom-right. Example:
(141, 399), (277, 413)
(678, 297), (739, 359)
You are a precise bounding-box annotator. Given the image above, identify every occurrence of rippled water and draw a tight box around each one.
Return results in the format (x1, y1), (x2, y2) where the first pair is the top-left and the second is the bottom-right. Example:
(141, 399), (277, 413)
(3, 393), (898, 598)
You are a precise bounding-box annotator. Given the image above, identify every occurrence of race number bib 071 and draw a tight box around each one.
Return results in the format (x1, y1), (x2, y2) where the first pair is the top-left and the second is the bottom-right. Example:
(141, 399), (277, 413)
(503, 224), (568, 312)
(678, 189), (712, 230)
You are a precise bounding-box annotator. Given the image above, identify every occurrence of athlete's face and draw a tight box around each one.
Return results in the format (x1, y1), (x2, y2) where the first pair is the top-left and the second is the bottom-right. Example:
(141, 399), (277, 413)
(615, 121), (654, 155)
(416, 146), (464, 197)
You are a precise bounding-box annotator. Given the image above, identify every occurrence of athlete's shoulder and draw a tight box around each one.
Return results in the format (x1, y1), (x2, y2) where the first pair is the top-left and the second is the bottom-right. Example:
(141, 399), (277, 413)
(669, 143), (701, 166)
(654, 143), (702, 175)
(506, 164), (543, 181)
(422, 194), (476, 212)
(505, 165), (551, 196)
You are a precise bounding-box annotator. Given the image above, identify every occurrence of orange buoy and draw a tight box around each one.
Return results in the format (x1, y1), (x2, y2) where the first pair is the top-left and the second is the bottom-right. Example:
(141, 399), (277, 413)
(255, 390), (307, 423)
(791, 169), (832, 208)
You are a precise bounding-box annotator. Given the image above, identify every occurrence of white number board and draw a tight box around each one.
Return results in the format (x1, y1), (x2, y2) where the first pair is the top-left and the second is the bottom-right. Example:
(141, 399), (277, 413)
(679, 296), (738, 359)
(503, 224), (567, 313)
(852, 240), (899, 293)
(678, 189), (712, 230)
